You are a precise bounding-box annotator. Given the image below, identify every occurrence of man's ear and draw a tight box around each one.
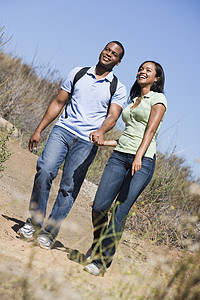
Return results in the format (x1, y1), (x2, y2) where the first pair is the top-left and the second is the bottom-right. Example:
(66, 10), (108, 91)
(116, 60), (121, 66)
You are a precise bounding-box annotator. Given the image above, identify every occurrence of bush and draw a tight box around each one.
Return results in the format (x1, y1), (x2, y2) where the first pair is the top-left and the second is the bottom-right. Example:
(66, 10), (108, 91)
(0, 50), (61, 148)
(125, 153), (200, 248)
(0, 128), (12, 176)
(0, 29), (13, 175)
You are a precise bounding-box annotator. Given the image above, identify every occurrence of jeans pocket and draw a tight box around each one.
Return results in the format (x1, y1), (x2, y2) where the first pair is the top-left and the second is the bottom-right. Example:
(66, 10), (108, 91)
(141, 155), (155, 175)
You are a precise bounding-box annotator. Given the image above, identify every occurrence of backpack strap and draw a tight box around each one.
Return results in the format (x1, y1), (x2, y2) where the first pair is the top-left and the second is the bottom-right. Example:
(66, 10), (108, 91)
(65, 67), (118, 118)
(107, 75), (118, 115)
(65, 67), (90, 118)
(71, 67), (90, 97)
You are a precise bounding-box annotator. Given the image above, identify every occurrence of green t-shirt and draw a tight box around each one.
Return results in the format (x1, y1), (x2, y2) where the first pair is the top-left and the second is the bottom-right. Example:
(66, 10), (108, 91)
(115, 91), (167, 158)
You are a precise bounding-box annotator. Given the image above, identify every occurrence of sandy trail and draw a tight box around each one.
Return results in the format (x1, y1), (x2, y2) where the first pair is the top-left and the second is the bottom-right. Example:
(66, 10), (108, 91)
(0, 137), (185, 299)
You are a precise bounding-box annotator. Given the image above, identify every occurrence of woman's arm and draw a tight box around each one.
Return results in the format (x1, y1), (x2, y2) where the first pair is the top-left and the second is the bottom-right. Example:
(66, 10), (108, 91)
(103, 140), (118, 147)
(131, 103), (166, 175)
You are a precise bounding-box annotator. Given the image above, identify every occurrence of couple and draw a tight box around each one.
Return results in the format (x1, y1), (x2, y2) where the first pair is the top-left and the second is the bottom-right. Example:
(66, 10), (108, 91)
(17, 41), (167, 276)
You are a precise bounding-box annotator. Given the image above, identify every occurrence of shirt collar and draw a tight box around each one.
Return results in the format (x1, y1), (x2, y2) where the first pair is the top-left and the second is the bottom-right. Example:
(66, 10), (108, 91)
(132, 91), (155, 103)
(87, 66), (114, 82)
(143, 91), (155, 98)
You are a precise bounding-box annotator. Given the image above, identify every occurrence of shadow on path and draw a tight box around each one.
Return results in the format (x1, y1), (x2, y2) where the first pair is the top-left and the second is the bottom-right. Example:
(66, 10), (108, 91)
(2, 214), (24, 233)
(67, 248), (86, 265)
(1, 214), (87, 265)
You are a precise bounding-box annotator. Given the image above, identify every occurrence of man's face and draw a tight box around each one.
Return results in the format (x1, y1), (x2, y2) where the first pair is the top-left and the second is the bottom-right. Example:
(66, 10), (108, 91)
(98, 42), (122, 70)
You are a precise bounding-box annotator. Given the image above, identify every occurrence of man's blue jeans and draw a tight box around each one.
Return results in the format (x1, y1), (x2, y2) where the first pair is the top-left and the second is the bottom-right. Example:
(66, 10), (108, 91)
(91, 150), (156, 268)
(29, 125), (97, 237)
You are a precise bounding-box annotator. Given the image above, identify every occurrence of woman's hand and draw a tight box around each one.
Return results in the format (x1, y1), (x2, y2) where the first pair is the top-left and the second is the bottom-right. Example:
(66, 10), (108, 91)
(131, 155), (142, 175)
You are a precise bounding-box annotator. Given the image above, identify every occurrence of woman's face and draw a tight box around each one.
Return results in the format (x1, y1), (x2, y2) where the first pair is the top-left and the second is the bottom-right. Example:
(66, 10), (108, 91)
(137, 62), (159, 88)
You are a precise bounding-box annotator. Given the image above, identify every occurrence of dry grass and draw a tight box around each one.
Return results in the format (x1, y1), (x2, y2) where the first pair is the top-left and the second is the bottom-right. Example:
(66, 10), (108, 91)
(125, 153), (200, 249)
(0, 128), (12, 175)
(0, 49), (61, 148)
(0, 240), (199, 300)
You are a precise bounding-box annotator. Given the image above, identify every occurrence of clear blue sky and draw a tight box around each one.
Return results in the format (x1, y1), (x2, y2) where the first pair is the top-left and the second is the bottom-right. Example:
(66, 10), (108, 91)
(1, 0), (200, 179)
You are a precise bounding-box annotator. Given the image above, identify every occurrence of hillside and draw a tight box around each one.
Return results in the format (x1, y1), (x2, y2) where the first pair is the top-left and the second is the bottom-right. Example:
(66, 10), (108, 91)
(0, 135), (197, 300)
(0, 48), (199, 299)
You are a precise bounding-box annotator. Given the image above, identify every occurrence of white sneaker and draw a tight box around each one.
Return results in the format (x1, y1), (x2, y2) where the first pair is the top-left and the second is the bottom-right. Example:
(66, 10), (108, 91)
(36, 229), (54, 250)
(83, 263), (102, 276)
(17, 218), (36, 239)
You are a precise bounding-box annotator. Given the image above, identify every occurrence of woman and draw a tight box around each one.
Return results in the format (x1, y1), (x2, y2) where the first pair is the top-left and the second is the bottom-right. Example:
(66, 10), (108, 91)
(84, 61), (167, 276)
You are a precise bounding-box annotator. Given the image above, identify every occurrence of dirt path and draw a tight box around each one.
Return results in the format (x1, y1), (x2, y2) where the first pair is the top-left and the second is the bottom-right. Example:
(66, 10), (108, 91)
(0, 137), (186, 300)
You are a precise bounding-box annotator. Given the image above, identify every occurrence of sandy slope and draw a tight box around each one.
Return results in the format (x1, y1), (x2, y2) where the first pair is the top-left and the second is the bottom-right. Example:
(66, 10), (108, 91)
(0, 137), (185, 300)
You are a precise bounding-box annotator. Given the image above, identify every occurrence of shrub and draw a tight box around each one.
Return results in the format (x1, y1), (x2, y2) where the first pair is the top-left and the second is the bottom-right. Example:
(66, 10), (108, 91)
(125, 152), (200, 248)
(0, 128), (12, 176)
(0, 49), (61, 148)
(0, 29), (12, 175)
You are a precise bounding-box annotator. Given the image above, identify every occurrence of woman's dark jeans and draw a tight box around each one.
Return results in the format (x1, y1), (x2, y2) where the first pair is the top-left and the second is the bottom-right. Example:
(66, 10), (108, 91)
(92, 150), (156, 268)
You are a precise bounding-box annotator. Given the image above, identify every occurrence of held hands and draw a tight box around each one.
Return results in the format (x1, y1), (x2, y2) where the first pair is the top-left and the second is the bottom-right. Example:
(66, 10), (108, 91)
(89, 130), (105, 146)
(28, 131), (41, 152)
(89, 130), (118, 147)
(131, 155), (142, 176)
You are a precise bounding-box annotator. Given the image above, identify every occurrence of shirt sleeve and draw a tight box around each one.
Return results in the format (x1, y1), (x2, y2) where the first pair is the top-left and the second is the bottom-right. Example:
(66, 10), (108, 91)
(111, 80), (127, 109)
(61, 67), (82, 93)
(151, 93), (167, 109)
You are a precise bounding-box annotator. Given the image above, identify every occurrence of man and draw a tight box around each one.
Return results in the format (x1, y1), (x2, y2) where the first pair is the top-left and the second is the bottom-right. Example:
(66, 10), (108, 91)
(17, 41), (127, 250)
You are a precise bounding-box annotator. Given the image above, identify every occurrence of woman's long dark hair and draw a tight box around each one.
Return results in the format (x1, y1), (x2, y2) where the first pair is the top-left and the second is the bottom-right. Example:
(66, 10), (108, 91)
(130, 61), (165, 100)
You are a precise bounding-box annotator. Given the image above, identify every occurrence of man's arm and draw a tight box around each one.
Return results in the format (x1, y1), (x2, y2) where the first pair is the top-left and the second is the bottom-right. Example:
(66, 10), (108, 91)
(28, 89), (70, 152)
(89, 103), (122, 145)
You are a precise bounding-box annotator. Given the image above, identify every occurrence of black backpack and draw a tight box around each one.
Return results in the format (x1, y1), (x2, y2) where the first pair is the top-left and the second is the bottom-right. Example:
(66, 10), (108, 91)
(65, 67), (118, 118)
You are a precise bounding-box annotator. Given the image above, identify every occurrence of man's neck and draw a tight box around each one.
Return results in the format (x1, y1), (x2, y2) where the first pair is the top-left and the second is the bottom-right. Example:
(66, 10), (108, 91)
(95, 63), (112, 80)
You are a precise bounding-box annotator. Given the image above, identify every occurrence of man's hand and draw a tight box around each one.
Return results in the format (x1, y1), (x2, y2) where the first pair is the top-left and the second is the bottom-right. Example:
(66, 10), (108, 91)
(89, 130), (104, 146)
(89, 103), (123, 146)
(28, 131), (41, 152)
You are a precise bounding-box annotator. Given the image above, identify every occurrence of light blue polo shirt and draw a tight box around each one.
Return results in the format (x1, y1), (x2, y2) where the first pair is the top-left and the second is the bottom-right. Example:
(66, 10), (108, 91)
(56, 66), (127, 141)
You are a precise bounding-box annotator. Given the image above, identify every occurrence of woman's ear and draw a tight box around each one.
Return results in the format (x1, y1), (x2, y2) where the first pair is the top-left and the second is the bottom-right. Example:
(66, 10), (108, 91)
(154, 76), (160, 83)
